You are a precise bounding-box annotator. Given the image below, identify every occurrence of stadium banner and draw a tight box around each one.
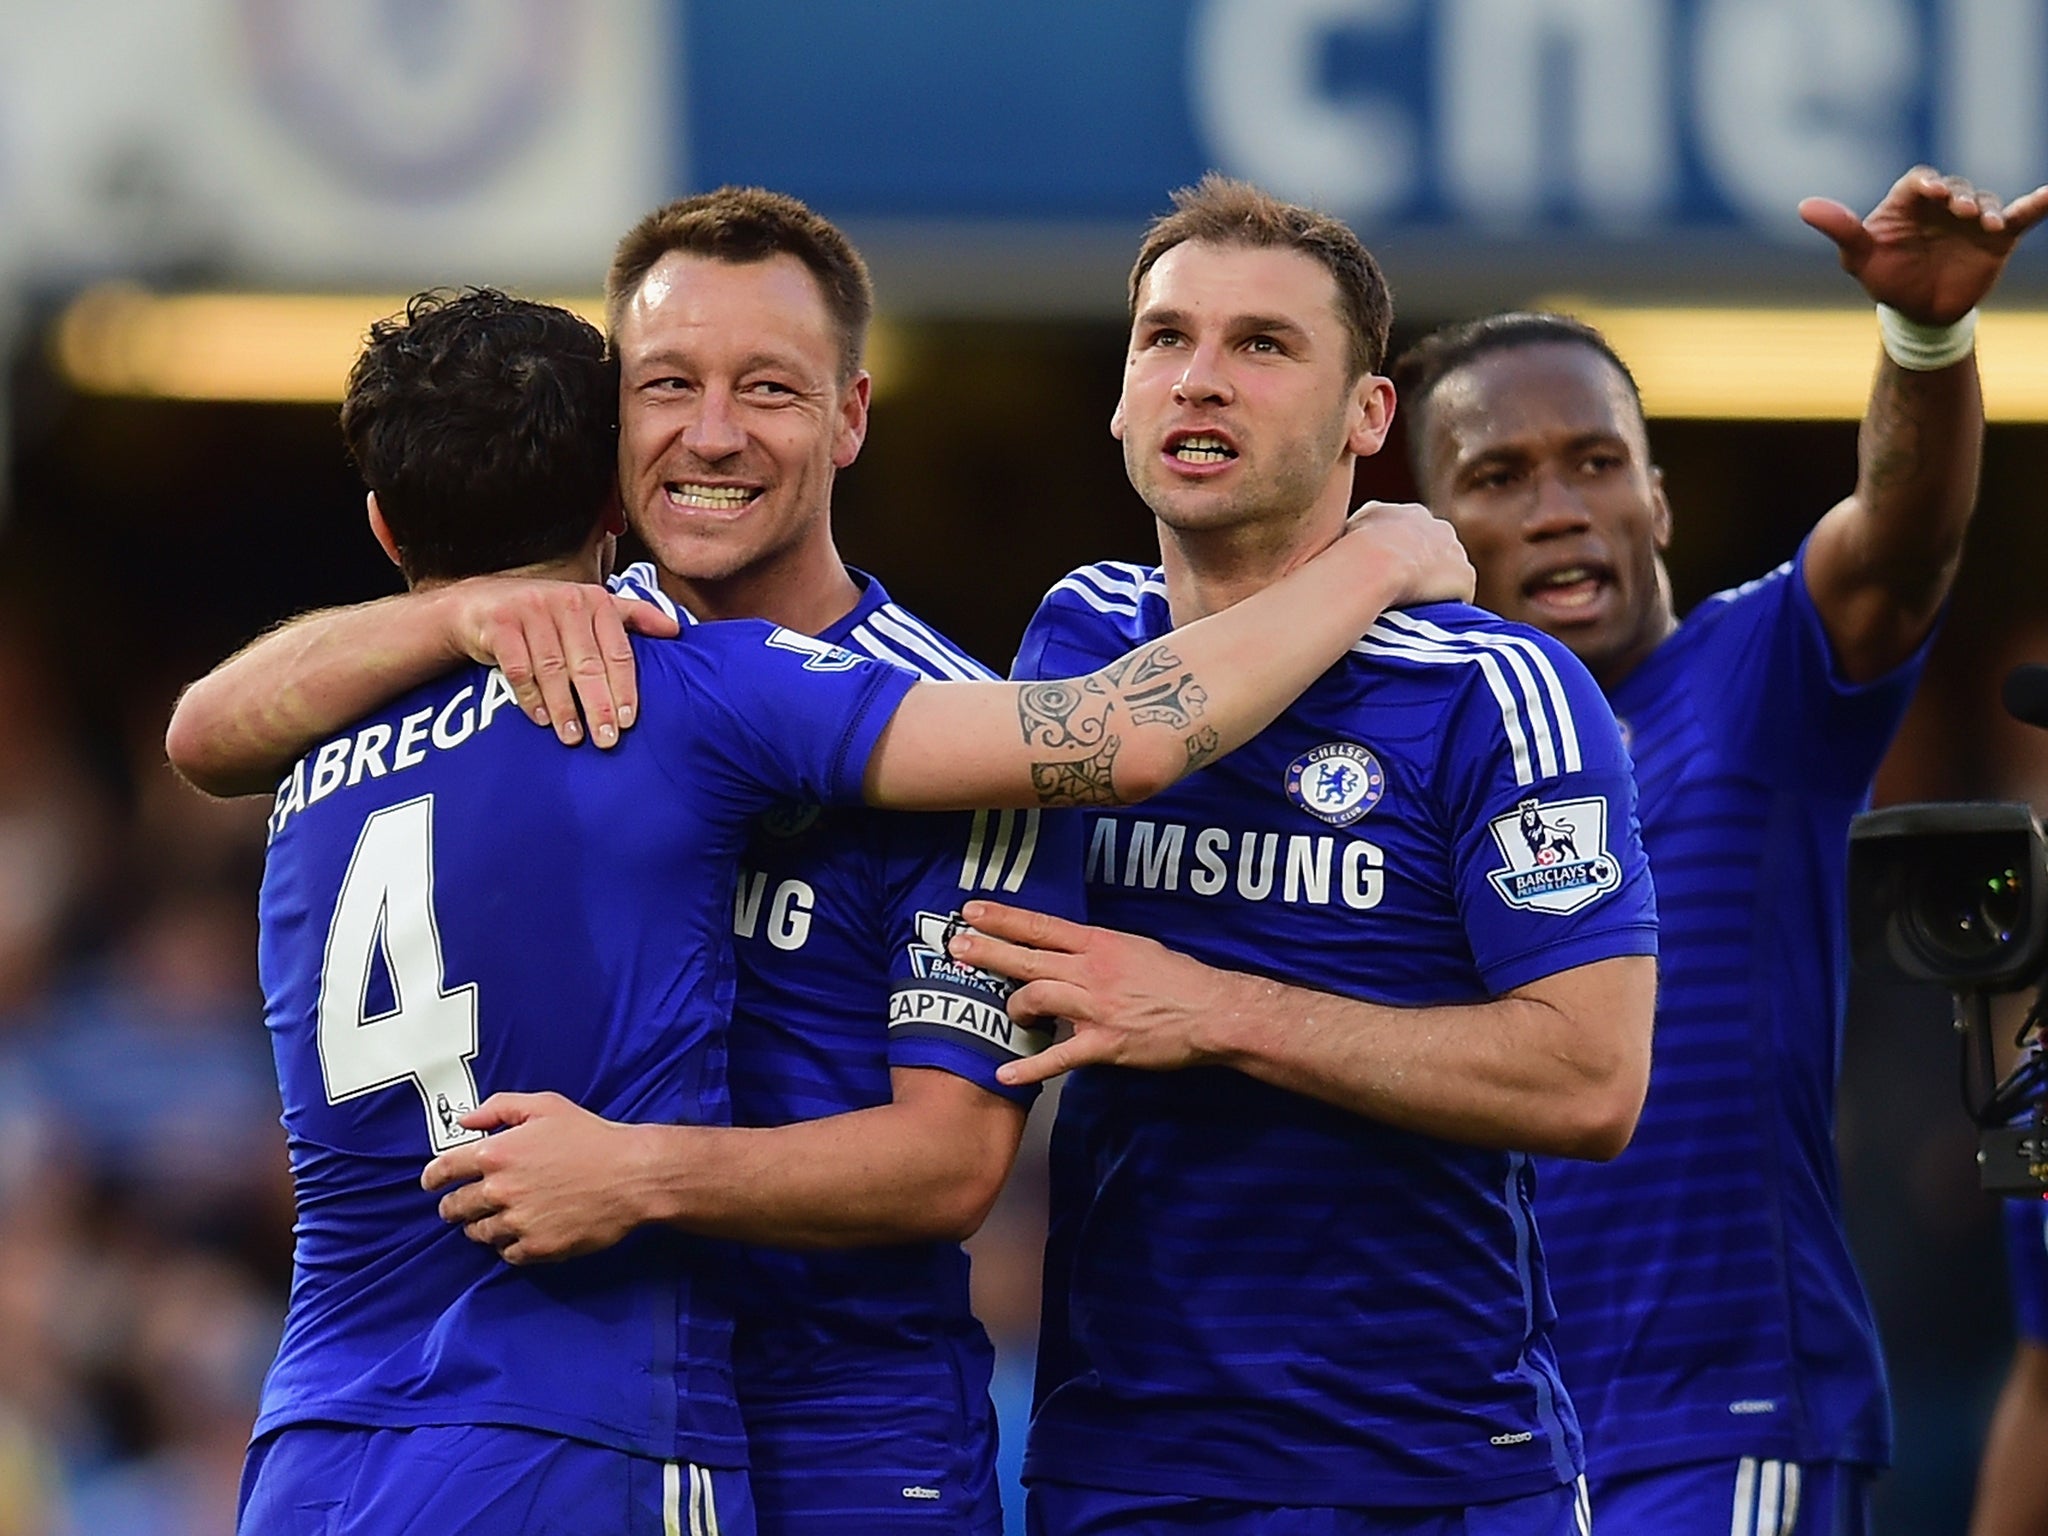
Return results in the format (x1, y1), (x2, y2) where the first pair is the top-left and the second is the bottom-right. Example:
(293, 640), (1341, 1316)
(680, 0), (2048, 305)
(0, 0), (665, 289)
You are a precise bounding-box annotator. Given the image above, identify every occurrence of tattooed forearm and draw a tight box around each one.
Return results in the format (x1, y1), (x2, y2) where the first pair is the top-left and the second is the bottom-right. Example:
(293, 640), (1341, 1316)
(1100, 645), (1209, 729)
(1099, 644), (1182, 690)
(1031, 739), (1123, 806)
(1018, 678), (1110, 750)
(1018, 648), (1215, 806)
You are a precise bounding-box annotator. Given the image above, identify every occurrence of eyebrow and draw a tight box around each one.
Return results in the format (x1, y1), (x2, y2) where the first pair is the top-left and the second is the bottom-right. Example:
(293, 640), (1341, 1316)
(1459, 430), (1632, 470)
(626, 347), (816, 380)
(1135, 307), (1314, 345)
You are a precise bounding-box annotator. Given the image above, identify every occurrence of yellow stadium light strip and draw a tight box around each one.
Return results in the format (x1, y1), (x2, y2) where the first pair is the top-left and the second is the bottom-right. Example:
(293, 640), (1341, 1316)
(53, 288), (610, 405)
(1537, 300), (2048, 422)
(51, 285), (911, 405)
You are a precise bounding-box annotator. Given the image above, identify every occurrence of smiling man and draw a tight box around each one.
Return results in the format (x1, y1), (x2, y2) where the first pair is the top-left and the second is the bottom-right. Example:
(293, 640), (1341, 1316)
(167, 189), (1480, 1536)
(1391, 165), (2048, 1536)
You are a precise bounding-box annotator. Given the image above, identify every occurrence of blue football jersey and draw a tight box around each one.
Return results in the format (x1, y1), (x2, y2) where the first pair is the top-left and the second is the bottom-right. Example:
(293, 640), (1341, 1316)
(253, 617), (917, 1468)
(1534, 545), (1920, 1476)
(616, 564), (1085, 1525)
(2005, 1197), (2048, 1347)
(1013, 562), (1657, 1508)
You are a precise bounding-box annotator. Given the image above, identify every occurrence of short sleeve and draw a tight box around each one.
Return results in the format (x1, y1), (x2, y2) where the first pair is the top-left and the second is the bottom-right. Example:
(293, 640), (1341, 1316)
(881, 806), (1087, 1106)
(1436, 628), (1659, 995)
(660, 620), (919, 808)
(1676, 542), (1929, 797)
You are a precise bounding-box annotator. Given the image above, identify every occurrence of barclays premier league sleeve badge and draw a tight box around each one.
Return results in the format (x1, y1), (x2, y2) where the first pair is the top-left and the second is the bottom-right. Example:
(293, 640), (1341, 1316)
(1285, 742), (1385, 827)
(1486, 796), (1622, 914)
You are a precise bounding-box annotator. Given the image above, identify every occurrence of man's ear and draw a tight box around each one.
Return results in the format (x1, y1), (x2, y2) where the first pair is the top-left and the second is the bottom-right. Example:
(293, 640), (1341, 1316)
(366, 492), (404, 569)
(832, 371), (872, 469)
(1347, 374), (1396, 458)
(1649, 466), (1673, 550)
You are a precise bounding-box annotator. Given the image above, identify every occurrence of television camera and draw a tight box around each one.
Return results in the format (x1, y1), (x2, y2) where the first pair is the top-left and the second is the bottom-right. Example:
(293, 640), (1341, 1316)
(1847, 664), (2048, 1195)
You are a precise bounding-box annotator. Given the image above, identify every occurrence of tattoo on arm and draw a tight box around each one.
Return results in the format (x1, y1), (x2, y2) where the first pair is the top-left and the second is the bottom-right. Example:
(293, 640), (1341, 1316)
(1018, 679), (1110, 750)
(1101, 644), (1209, 728)
(1017, 644), (1213, 807)
(1031, 740), (1123, 806)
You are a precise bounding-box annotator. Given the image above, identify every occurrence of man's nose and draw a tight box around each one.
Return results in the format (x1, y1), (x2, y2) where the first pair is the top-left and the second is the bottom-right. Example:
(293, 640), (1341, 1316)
(1524, 469), (1594, 537)
(1171, 342), (1233, 407)
(683, 386), (747, 460)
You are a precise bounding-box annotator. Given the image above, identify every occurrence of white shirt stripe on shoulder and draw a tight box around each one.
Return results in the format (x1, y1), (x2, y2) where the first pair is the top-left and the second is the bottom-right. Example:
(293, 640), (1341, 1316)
(1353, 631), (1541, 786)
(960, 808), (1042, 891)
(866, 605), (995, 680)
(1354, 618), (1582, 787)
(1050, 562), (1166, 617)
(1379, 611), (1582, 773)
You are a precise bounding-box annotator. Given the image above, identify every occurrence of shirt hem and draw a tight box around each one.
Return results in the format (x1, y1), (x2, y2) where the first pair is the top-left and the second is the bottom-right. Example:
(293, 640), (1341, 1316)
(252, 1400), (749, 1469)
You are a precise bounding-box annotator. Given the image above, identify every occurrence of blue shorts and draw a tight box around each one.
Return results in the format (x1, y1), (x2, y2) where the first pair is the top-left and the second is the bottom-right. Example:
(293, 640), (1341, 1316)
(1025, 1479), (1591, 1535)
(238, 1422), (755, 1536)
(1587, 1458), (1872, 1536)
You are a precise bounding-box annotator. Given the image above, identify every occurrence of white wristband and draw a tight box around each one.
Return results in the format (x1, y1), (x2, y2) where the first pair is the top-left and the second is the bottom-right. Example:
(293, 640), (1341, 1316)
(1877, 303), (1979, 371)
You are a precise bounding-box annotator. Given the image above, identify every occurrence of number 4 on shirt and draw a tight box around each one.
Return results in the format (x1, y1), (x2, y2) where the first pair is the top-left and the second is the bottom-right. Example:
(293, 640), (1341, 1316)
(316, 795), (484, 1153)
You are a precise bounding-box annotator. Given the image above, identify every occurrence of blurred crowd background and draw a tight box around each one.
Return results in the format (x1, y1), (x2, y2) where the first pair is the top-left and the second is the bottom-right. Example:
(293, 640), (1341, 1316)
(1, 2), (2046, 1532)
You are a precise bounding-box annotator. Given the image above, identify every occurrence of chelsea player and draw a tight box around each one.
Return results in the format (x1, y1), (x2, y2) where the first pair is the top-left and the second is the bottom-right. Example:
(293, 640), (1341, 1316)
(1392, 166), (2048, 1535)
(948, 177), (1659, 1535)
(170, 221), (1475, 1535)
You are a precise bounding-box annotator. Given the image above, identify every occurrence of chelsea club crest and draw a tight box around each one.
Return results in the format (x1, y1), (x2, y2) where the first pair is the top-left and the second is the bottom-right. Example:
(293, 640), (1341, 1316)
(1284, 742), (1385, 827)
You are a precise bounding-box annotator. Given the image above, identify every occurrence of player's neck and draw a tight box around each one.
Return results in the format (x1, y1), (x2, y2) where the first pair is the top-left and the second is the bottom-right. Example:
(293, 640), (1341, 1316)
(410, 548), (606, 593)
(660, 541), (862, 637)
(1157, 497), (1348, 627)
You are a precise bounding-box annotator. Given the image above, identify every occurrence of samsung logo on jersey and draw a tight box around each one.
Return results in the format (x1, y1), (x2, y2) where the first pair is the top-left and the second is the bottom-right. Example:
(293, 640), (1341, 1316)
(1085, 819), (1384, 909)
(268, 669), (524, 841)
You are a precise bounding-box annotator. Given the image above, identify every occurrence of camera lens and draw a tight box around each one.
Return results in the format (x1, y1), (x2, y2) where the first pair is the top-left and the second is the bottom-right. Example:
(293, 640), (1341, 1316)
(1907, 861), (2025, 967)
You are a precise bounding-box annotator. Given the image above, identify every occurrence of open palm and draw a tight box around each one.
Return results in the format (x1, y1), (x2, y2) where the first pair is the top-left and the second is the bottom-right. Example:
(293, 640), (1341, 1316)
(1799, 166), (2048, 324)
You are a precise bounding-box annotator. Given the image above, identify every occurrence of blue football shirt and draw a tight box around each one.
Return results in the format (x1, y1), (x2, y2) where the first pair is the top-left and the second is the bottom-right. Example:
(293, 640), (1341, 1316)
(1534, 544), (1921, 1476)
(2005, 1197), (2048, 1347)
(1013, 562), (1657, 1508)
(253, 617), (916, 1469)
(616, 564), (1085, 1528)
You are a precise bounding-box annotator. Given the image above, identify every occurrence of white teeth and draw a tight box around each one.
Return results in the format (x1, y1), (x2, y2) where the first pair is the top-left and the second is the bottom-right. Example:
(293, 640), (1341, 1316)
(1172, 435), (1233, 463)
(1541, 568), (1591, 587)
(667, 483), (755, 509)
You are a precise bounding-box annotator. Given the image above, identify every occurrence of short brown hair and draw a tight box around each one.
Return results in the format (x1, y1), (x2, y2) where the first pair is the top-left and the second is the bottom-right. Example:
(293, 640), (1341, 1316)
(606, 186), (874, 379)
(1128, 174), (1392, 380)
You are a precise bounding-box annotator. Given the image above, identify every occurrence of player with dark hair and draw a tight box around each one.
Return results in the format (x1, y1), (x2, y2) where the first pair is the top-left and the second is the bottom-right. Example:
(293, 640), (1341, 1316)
(171, 203), (1476, 1535)
(340, 287), (624, 582)
(1390, 166), (2048, 1535)
(947, 173), (1659, 1534)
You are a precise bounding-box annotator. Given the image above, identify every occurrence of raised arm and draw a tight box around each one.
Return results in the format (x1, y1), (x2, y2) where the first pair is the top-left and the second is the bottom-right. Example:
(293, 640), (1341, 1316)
(946, 902), (1654, 1160)
(165, 578), (674, 796)
(866, 501), (1472, 811)
(1798, 166), (2048, 684)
